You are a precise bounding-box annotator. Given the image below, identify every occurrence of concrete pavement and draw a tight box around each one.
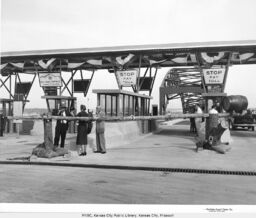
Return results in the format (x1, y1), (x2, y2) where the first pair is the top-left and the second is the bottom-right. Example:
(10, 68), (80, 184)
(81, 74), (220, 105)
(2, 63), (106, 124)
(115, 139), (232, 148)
(1, 164), (256, 204)
(1, 120), (256, 173)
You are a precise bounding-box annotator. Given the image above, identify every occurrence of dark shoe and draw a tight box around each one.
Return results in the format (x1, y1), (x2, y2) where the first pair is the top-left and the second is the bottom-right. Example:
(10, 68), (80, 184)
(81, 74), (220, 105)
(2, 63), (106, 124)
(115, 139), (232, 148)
(82, 152), (87, 156)
(93, 151), (101, 153)
(101, 151), (106, 154)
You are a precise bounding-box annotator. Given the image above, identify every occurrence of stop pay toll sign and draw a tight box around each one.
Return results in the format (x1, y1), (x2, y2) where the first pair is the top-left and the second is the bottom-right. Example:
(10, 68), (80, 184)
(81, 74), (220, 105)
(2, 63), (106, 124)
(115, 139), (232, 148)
(116, 69), (138, 86)
(202, 68), (226, 84)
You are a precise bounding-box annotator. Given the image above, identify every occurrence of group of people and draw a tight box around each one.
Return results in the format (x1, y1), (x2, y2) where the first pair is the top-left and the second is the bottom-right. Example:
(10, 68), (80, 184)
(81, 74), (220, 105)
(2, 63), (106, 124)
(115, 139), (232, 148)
(53, 104), (106, 156)
(190, 103), (221, 134)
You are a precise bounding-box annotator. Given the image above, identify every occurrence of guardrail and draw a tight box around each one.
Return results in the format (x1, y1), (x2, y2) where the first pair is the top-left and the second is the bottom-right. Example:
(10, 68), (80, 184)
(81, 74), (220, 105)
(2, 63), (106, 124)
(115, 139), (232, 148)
(7, 113), (230, 122)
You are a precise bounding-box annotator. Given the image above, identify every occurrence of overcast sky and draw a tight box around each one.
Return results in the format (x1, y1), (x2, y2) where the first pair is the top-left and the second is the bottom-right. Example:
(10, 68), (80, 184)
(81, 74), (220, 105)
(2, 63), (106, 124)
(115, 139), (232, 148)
(1, 0), (256, 109)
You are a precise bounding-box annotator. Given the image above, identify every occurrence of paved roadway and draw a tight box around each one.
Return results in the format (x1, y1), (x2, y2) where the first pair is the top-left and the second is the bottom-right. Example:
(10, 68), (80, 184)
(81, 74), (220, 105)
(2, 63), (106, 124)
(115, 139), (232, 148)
(1, 122), (256, 204)
(1, 164), (256, 204)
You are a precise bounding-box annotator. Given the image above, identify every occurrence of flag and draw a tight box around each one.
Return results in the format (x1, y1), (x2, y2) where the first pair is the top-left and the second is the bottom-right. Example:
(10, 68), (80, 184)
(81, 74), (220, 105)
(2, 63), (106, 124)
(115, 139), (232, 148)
(0, 63), (8, 70)
(116, 54), (134, 65)
(239, 53), (254, 61)
(10, 62), (24, 69)
(148, 59), (167, 65)
(86, 59), (102, 66)
(67, 62), (85, 69)
(201, 52), (225, 63)
(38, 58), (56, 70)
(171, 56), (188, 63)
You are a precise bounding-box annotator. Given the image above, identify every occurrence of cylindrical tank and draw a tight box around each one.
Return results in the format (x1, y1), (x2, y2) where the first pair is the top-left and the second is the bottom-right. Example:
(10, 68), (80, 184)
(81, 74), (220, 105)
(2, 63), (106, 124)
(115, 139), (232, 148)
(222, 95), (248, 113)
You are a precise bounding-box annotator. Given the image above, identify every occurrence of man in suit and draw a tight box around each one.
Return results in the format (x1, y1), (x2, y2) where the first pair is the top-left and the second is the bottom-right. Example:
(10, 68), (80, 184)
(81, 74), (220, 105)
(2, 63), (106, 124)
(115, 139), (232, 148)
(54, 104), (73, 148)
(94, 106), (106, 154)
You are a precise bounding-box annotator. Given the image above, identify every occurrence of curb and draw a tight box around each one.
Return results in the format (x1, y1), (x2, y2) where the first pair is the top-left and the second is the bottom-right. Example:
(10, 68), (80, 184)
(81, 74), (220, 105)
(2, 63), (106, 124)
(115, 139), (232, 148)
(1, 160), (256, 176)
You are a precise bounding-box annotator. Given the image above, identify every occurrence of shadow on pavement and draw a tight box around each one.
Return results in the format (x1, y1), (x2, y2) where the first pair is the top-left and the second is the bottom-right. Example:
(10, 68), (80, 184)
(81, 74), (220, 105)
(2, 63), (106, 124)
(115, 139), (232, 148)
(154, 128), (194, 137)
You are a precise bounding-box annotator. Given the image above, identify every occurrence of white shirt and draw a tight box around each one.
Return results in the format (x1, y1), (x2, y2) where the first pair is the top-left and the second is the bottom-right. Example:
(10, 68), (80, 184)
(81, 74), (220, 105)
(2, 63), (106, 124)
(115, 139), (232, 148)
(209, 108), (218, 114)
(196, 107), (203, 114)
(61, 111), (67, 124)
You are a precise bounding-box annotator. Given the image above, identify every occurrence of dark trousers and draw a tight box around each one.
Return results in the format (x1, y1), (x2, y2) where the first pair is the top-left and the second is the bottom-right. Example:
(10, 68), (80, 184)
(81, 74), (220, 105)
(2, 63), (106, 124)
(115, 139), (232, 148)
(54, 123), (68, 148)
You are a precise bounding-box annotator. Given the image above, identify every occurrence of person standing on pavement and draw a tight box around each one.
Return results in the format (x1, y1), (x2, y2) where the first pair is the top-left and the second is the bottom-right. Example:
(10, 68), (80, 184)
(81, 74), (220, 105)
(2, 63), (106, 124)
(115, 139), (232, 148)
(94, 106), (106, 154)
(189, 106), (196, 133)
(76, 104), (89, 156)
(194, 103), (203, 136)
(54, 103), (73, 148)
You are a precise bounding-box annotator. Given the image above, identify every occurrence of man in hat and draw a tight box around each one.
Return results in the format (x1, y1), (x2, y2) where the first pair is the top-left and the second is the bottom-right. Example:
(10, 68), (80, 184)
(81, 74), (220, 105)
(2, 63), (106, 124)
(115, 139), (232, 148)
(94, 105), (106, 154)
(54, 102), (73, 148)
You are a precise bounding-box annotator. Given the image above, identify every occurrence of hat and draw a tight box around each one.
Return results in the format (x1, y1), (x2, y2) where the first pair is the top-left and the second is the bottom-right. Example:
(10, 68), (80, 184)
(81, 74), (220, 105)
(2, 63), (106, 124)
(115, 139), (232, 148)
(80, 104), (86, 111)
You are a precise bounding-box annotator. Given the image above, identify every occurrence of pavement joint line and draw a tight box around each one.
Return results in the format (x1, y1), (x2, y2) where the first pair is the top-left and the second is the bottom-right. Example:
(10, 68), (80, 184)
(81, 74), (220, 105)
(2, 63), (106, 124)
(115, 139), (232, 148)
(0, 160), (256, 176)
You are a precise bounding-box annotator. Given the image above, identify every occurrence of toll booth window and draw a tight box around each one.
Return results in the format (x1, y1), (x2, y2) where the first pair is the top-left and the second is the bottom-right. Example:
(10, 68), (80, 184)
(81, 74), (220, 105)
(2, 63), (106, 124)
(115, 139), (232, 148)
(124, 95), (129, 116)
(129, 96), (134, 115)
(100, 95), (106, 113)
(6, 103), (11, 116)
(106, 95), (111, 116)
(119, 94), (123, 116)
(48, 99), (56, 111)
(145, 99), (149, 115)
(134, 97), (139, 116)
(137, 97), (141, 116)
(141, 98), (145, 115)
(112, 95), (117, 116)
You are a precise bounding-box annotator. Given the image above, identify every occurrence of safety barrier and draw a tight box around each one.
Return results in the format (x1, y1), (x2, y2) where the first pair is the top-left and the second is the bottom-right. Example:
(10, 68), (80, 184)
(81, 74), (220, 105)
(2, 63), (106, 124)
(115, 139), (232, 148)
(7, 113), (230, 122)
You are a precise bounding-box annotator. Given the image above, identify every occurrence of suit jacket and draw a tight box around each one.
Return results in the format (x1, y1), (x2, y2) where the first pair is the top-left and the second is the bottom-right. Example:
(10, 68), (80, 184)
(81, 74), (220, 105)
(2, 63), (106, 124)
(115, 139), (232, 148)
(96, 111), (105, 133)
(56, 109), (72, 130)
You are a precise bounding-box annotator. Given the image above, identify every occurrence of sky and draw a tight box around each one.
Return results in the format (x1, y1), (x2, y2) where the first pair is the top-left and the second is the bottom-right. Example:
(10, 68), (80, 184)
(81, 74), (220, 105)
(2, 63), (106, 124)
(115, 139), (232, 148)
(1, 0), (256, 109)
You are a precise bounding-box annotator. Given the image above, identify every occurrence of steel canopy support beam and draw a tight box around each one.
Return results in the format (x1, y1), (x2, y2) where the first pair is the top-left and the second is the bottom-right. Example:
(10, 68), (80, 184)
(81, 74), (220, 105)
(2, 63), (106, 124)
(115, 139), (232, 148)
(222, 52), (233, 92)
(61, 70), (77, 96)
(24, 73), (36, 102)
(84, 69), (95, 97)
(15, 72), (37, 107)
(138, 67), (149, 91)
(0, 75), (11, 89)
(0, 75), (14, 99)
(149, 67), (158, 96)
(195, 52), (207, 93)
(136, 55), (142, 93)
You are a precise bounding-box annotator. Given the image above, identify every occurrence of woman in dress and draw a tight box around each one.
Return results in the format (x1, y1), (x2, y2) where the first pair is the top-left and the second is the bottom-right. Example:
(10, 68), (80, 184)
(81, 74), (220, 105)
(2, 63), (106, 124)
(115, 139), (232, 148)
(76, 104), (89, 156)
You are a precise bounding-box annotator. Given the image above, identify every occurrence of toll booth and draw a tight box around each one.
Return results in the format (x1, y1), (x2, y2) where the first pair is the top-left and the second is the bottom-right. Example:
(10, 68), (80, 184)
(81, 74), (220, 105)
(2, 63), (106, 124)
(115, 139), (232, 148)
(0, 98), (13, 134)
(41, 96), (77, 133)
(92, 89), (152, 116)
(0, 98), (30, 134)
(92, 89), (153, 133)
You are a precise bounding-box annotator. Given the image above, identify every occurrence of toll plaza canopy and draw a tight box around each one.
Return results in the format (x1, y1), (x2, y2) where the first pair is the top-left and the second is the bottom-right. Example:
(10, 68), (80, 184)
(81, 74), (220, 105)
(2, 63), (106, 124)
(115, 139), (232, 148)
(1, 40), (256, 73)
